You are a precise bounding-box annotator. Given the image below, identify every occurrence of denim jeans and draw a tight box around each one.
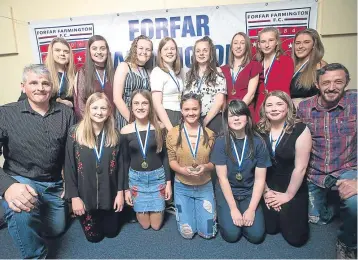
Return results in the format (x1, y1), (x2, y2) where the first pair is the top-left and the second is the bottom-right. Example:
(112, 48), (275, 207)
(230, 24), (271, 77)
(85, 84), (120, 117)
(2, 176), (67, 259)
(308, 170), (357, 249)
(216, 187), (265, 244)
(174, 178), (217, 239)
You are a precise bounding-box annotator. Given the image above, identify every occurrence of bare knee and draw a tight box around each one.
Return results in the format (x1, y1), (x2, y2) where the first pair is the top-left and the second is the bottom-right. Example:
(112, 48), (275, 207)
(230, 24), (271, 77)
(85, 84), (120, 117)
(139, 221), (151, 230)
(179, 223), (194, 239)
(151, 222), (162, 231)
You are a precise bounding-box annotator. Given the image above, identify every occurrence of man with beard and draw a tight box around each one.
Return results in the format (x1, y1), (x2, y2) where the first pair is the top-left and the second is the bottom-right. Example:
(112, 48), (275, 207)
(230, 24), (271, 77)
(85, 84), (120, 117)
(297, 63), (357, 259)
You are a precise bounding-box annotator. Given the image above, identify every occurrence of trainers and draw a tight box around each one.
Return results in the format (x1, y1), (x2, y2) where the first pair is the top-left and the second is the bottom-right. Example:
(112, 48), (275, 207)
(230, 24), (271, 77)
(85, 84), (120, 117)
(165, 203), (176, 215)
(336, 239), (357, 259)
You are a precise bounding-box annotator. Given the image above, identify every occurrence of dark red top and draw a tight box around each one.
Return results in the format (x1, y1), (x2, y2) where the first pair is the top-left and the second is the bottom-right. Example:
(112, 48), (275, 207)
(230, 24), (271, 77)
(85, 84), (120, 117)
(221, 61), (262, 117)
(253, 55), (294, 123)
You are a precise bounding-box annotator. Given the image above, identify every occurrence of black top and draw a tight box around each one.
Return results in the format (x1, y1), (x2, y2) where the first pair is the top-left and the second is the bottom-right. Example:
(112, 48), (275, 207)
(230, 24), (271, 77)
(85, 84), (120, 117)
(64, 126), (124, 211)
(210, 135), (272, 197)
(121, 130), (170, 190)
(290, 71), (319, 99)
(0, 99), (75, 195)
(262, 122), (307, 193)
(18, 72), (74, 104)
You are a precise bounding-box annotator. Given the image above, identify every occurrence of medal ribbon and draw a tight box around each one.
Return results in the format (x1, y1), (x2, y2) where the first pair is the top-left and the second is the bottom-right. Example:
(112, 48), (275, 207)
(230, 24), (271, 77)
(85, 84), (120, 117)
(264, 54), (276, 87)
(183, 124), (201, 161)
(94, 131), (106, 163)
(231, 66), (243, 86)
(58, 72), (66, 97)
(292, 59), (309, 78)
(269, 122), (286, 156)
(95, 69), (106, 90)
(134, 121), (150, 161)
(168, 71), (181, 93)
(196, 76), (205, 92)
(231, 135), (247, 171)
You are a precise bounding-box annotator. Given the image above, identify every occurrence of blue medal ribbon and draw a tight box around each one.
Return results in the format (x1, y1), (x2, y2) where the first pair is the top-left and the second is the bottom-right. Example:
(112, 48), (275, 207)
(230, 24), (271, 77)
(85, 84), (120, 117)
(58, 72), (66, 97)
(95, 69), (106, 90)
(183, 124), (201, 161)
(269, 123), (286, 156)
(292, 59), (309, 78)
(231, 66), (244, 86)
(263, 54), (276, 87)
(94, 131), (105, 163)
(196, 76), (205, 92)
(231, 135), (247, 172)
(168, 71), (181, 93)
(134, 121), (150, 161)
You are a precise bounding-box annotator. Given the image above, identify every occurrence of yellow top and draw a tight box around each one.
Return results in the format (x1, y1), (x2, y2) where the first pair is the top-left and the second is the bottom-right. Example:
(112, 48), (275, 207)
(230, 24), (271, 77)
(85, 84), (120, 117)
(166, 125), (215, 186)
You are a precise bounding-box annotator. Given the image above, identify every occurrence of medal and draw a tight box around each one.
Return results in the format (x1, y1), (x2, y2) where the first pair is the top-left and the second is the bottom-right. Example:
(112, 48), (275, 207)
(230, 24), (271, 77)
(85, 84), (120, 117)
(293, 59), (309, 78)
(231, 89), (237, 95)
(231, 135), (247, 182)
(263, 54), (276, 90)
(269, 122), (286, 157)
(95, 69), (106, 90)
(196, 76), (205, 93)
(134, 121), (151, 169)
(58, 72), (66, 97)
(94, 131), (105, 163)
(183, 124), (201, 171)
(230, 66), (243, 97)
(178, 94), (181, 101)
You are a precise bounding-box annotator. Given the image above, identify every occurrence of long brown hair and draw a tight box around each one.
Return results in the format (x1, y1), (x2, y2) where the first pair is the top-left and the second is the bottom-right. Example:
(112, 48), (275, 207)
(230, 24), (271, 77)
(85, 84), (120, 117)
(45, 37), (76, 97)
(76, 92), (119, 148)
(129, 89), (163, 152)
(228, 32), (252, 68)
(256, 91), (300, 135)
(156, 37), (181, 75)
(292, 28), (325, 89)
(256, 27), (284, 62)
(185, 36), (224, 89)
(125, 35), (153, 69)
(84, 35), (114, 100)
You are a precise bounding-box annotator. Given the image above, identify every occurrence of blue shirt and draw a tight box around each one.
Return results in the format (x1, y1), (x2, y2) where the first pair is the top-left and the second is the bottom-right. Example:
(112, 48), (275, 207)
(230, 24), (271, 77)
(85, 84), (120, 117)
(210, 135), (271, 196)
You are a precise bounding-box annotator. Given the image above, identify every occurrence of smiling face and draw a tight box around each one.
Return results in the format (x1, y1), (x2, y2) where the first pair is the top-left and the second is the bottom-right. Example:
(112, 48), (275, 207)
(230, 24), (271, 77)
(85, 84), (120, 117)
(90, 40), (108, 66)
(294, 33), (314, 60)
(89, 98), (110, 124)
(264, 96), (288, 122)
(195, 41), (210, 65)
(181, 98), (201, 125)
(52, 42), (70, 66)
(228, 111), (248, 132)
(132, 93), (150, 120)
(21, 72), (52, 106)
(136, 39), (152, 66)
(160, 40), (177, 67)
(231, 34), (246, 59)
(258, 31), (278, 56)
(316, 69), (347, 107)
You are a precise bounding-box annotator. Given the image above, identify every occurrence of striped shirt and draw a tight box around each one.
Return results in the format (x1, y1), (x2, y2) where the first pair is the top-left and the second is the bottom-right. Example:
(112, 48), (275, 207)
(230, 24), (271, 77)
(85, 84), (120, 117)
(0, 99), (75, 195)
(297, 90), (357, 187)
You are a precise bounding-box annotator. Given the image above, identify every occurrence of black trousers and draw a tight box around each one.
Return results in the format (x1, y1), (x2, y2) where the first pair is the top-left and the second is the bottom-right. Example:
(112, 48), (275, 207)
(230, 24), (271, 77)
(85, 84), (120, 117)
(79, 210), (119, 243)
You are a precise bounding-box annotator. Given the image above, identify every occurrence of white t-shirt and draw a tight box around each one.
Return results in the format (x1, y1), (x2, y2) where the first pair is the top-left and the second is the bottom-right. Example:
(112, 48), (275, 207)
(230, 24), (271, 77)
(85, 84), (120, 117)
(150, 67), (184, 112)
(184, 73), (227, 115)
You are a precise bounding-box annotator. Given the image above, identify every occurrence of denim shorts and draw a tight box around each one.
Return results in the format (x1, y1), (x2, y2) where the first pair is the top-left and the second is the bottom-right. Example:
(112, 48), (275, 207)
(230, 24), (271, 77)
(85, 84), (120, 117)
(129, 166), (166, 213)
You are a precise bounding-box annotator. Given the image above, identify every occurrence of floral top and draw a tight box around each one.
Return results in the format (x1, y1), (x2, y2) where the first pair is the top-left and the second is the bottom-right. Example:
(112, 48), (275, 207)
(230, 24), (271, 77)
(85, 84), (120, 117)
(64, 125), (124, 211)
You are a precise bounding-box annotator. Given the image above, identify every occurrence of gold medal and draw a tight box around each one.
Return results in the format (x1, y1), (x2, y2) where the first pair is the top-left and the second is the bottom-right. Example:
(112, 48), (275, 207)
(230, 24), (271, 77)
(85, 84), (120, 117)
(192, 161), (198, 168)
(263, 89), (269, 95)
(231, 88), (236, 95)
(141, 161), (148, 169)
(235, 172), (243, 181)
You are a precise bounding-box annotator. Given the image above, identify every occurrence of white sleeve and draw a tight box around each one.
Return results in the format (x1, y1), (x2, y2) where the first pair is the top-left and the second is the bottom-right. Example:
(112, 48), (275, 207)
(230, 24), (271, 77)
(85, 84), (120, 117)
(150, 67), (165, 92)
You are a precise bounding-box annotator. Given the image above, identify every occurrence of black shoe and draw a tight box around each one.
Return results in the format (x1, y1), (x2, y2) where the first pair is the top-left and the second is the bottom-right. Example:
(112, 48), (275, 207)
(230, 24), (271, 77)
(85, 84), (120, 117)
(165, 203), (176, 215)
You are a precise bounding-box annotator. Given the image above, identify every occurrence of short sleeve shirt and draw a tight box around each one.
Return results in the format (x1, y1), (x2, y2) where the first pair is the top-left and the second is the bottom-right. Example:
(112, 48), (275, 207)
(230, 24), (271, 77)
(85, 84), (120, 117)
(210, 135), (271, 196)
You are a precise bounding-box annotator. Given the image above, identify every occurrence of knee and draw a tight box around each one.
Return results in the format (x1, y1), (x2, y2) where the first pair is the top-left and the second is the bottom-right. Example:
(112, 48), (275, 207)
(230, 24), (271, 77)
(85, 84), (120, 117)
(179, 223), (194, 239)
(246, 233), (265, 244)
(283, 233), (309, 247)
(139, 222), (151, 230)
(343, 195), (357, 216)
(151, 223), (162, 231)
(85, 234), (104, 243)
(220, 228), (240, 243)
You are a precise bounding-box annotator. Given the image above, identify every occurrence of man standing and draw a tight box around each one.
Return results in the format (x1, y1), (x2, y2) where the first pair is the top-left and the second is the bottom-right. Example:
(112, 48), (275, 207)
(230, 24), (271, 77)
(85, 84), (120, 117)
(0, 64), (75, 258)
(297, 63), (357, 259)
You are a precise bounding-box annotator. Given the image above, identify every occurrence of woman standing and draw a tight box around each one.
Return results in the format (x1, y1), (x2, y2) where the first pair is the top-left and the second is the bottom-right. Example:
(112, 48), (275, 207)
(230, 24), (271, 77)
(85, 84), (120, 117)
(291, 28), (327, 107)
(121, 90), (171, 230)
(254, 27), (294, 122)
(256, 91), (311, 247)
(19, 37), (76, 107)
(166, 93), (216, 239)
(74, 35), (115, 121)
(184, 36), (226, 134)
(151, 37), (184, 131)
(64, 92), (124, 243)
(221, 32), (261, 116)
(210, 100), (271, 243)
(114, 35), (153, 130)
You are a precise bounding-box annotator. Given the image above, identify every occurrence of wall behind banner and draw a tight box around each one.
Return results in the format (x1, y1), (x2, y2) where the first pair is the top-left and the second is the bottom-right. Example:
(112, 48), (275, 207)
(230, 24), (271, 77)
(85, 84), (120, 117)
(0, 0), (356, 105)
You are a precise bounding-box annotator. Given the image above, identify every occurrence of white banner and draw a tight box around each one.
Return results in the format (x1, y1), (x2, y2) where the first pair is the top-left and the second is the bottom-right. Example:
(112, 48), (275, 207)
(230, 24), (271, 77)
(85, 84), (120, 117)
(29, 0), (317, 71)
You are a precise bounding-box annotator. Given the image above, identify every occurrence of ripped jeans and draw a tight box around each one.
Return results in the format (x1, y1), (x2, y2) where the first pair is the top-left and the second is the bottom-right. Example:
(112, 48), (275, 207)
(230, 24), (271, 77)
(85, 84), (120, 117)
(174, 178), (217, 239)
(308, 170), (357, 249)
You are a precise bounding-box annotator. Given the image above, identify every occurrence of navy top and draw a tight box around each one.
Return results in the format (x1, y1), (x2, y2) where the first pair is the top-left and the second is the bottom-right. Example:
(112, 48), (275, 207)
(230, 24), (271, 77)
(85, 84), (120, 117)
(290, 71), (319, 99)
(210, 135), (271, 196)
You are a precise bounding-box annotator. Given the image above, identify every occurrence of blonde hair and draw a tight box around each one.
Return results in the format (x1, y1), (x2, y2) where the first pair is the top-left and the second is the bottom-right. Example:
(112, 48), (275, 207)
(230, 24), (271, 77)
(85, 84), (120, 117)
(256, 90), (300, 135)
(156, 37), (181, 75)
(45, 37), (76, 97)
(76, 92), (119, 148)
(292, 28), (325, 89)
(256, 27), (284, 62)
(125, 35), (153, 69)
(228, 32), (252, 68)
(129, 89), (163, 153)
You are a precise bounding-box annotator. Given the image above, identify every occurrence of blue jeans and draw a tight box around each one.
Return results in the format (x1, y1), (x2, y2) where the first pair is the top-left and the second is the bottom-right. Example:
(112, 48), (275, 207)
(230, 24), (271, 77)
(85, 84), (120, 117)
(2, 176), (67, 259)
(216, 187), (265, 244)
(174, 178), (217, 239)
(308, 170), (357, 249)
